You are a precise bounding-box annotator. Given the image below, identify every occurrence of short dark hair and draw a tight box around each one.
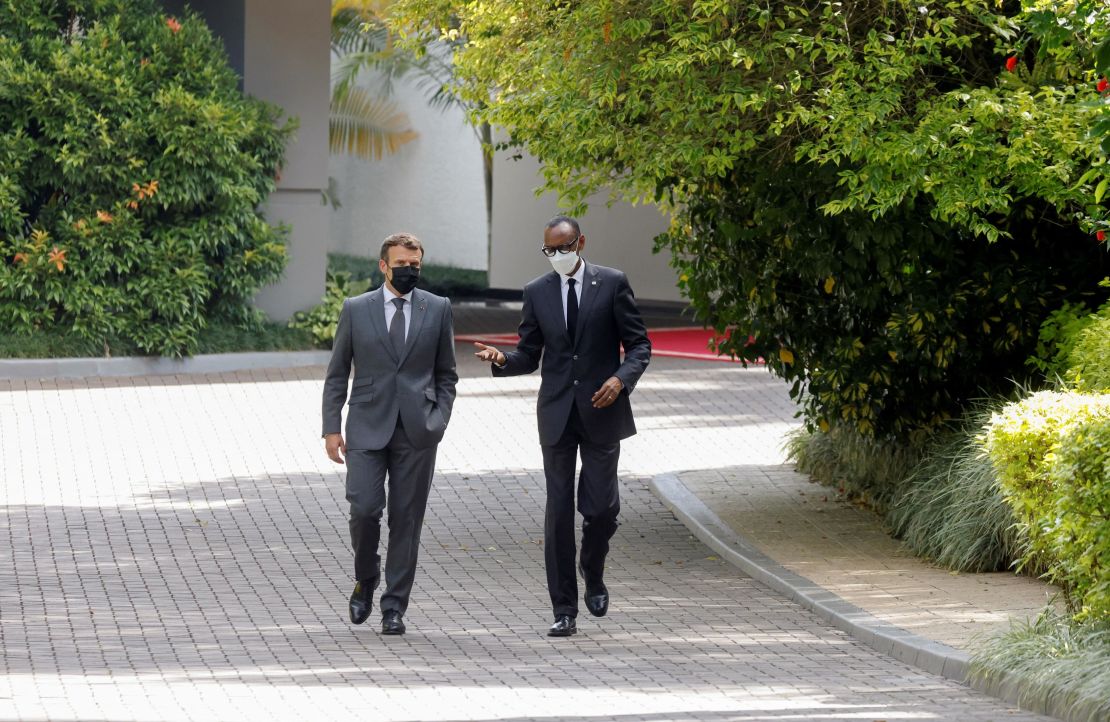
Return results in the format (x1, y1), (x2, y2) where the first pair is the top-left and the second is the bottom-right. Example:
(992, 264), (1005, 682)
(546, 215), (581, 236)
(380, 232), (424, 262)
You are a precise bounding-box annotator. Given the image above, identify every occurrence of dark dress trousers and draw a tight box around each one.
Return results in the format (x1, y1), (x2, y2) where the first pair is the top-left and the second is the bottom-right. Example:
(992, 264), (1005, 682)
(493, 262), (651, 616)
(322, 287), (458, 615)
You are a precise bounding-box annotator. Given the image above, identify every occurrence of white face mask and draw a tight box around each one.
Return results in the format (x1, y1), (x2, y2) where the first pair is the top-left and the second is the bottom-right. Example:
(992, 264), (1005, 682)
(548, 248), (581, 276)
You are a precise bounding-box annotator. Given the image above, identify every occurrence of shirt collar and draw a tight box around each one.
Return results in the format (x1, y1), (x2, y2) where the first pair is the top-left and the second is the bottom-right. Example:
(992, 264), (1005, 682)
(383, 285), (414, 304)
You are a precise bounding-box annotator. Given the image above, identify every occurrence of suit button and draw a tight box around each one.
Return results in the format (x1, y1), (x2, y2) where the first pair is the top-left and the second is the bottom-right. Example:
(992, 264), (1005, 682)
(573, 380), (579, 386)
(573, 355), (578, 360)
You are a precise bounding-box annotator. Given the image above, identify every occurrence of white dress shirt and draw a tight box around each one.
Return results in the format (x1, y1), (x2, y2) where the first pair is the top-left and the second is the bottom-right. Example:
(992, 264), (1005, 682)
(560, 259), (586, 328)
(383, 285), (413, 337)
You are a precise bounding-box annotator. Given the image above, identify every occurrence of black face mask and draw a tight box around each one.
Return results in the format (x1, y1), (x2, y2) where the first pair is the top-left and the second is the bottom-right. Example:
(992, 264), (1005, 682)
(389, 265), (420, 295)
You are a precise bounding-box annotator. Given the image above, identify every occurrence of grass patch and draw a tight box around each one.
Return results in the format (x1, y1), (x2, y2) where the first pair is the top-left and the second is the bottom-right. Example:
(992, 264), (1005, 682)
(888, 406), (1025, 572)
(328, 252), (487, 298)
(971, 609), (1110, 721)
(785, 424), (923, 513)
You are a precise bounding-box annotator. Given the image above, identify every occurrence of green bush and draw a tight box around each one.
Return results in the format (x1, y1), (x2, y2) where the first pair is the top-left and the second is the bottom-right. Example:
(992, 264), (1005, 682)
(0, 1), (294, 356)
(288, 271), (371, 349)
(984, 391), (1110, 597)
(669, 164), (1107, 438)
(1067, 313), (1110, 392)
(1028, 301), (1100, 383)
(889, 405), (1024, 573)
(1044, 417), (1110, 620)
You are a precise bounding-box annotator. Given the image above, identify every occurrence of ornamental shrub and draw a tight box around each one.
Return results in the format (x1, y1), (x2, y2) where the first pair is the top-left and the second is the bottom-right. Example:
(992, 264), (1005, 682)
(1066, 313), (1110, 392)
(0, 1), (294, 356)
(984, 391), (1110, 582)
(289, 270), (370, 349)
(1047, 417), (1110, 620)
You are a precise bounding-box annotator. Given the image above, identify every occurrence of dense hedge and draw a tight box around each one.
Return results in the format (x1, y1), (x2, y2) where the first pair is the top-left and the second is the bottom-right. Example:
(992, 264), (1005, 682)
(985, 391), (1110, 618)
(0, 1), (294, 356)
(1048, 418), (1110, 621)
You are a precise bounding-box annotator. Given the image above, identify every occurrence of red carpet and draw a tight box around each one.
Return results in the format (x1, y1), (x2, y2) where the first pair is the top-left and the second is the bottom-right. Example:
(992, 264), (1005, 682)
(456, 326), (756, 363)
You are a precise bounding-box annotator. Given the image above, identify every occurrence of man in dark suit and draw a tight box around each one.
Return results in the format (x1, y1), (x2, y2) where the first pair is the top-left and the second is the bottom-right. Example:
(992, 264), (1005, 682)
(475, 216), (651, 637)
(322, 232), (458, 635)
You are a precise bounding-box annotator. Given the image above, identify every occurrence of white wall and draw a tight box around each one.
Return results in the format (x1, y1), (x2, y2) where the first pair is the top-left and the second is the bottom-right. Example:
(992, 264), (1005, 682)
(489, 143), (681, 302)
(328, 72), (488, 268)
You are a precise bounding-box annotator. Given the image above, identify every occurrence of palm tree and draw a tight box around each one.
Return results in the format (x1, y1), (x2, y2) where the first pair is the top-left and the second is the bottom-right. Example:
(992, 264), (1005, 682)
(331, 0), (495, 258)
(329, 0), (417, 160)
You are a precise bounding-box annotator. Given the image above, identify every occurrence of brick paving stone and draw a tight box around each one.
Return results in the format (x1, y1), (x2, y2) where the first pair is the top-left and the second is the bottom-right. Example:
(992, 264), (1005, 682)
(0, 351), (1052, 721)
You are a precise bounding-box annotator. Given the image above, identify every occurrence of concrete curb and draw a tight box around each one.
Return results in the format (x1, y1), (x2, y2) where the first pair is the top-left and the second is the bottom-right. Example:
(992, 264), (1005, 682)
(0, 350), (332, 380)
(649, 472), (971, 683)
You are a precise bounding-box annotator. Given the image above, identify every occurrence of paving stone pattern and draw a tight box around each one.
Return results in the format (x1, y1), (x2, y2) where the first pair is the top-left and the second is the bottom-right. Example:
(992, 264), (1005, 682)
(0, 352), (1050, 721)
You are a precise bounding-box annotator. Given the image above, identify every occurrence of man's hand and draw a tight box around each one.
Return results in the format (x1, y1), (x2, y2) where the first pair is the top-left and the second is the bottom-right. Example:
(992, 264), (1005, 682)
(473, 342), (506, 366)
(592, 376), (624, 408)
(325, 432), (347, 465)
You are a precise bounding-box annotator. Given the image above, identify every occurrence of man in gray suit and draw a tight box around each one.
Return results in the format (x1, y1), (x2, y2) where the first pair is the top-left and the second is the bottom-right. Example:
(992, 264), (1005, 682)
(322, 232), (458, 635)
(475, 216), (651, 637)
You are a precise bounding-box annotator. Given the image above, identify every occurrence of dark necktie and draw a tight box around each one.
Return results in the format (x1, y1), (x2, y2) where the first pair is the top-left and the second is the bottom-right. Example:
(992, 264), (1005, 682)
(389, 297), (406, 355)
(566, 278), (578, 343)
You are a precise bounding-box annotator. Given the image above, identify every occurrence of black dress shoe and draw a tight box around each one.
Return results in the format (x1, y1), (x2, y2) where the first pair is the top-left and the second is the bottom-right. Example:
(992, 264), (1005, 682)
(349, 580), (373, 625)
(547, 615), (577, 637)
(579, 562), (609, 617)
(381, 610), (406, 635)
(584, 582), (609, 617)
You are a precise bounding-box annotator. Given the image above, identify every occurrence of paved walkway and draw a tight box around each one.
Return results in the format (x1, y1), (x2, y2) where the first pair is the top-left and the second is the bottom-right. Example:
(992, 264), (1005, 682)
(0, 315), (1055, 720)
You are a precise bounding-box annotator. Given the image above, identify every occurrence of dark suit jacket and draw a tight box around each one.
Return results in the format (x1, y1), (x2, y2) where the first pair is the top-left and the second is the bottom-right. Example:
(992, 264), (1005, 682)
(494, 262), (651, 445)
(322, 287), (458, 450)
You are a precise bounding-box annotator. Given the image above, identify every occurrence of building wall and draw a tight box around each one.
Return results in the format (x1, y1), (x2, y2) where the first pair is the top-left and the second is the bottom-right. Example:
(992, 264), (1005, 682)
(327, 72), (488, 269)
(489, 145), (681, 302)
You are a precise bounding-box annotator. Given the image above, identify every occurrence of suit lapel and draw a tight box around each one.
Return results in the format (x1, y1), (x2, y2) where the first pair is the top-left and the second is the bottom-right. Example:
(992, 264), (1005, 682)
(397, 289), (428, 366)
(366, 287), (399, 363)
(573, 262), (601, 348)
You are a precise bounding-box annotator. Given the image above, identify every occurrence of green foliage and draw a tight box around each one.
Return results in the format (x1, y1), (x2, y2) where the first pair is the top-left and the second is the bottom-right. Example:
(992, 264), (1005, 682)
(391, 0), (1110, 437)
(1043, 417), (1110, 620)
(889, 405), (1024, 573)
(785, 424), (923, 512)
(669, 164), (1108, 437)
(971, 608), (1110, 721)
(984, 391), (1110, 610)
(0, 1), (294, 356)
(1028, 301), (1098, 381)
(1066, 313), (1110, 391)
(289, 270), (371, 349)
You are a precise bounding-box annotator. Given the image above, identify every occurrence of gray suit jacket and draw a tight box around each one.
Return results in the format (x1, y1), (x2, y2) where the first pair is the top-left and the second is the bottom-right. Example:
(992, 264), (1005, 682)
(322, 287), (458, 450)
(493, 262), (651, 446)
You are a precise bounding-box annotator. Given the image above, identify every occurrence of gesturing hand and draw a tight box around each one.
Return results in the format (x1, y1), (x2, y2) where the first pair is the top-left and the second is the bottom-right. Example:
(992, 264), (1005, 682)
(473, 342), (506, 366)
(592, 376), (624, 408)
(325, 432), (346, 465)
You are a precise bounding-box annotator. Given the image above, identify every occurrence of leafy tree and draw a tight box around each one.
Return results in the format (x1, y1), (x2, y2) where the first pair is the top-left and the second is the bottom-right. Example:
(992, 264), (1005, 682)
(0, 0), (294, 355)
(390, 0), (1110, 436)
